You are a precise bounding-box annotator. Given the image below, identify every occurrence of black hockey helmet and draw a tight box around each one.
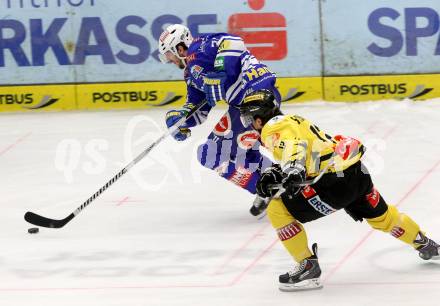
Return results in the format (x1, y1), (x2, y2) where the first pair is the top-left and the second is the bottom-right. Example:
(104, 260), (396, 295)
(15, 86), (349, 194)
(238, 89), (282, 127)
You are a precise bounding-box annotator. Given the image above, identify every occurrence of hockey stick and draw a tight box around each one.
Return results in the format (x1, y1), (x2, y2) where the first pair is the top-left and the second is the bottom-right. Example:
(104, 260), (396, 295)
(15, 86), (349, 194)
(24, 102), (207, 228)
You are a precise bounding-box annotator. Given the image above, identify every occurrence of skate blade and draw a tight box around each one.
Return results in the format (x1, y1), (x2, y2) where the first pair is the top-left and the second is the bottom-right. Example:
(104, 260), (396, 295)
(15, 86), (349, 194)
(279, 278), (323, 292)
(419, 253), (440, 261)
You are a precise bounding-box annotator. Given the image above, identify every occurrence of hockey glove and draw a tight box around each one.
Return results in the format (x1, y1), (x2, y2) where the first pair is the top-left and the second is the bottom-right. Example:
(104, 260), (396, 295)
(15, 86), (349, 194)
(256, 164), (284, 198)
(203, 71), (227, 107)
(282, 162), (306, 195)
(165, 109), (191, 141)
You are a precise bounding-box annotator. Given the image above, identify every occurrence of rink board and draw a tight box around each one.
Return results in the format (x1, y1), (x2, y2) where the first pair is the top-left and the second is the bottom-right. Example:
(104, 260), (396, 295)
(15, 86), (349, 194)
(324, 74), (440, 102)
(0, 74), (438, 112)
(0, 84), (76, 112)
(76, 81), (187, 111)
(0, 77), (323, 112)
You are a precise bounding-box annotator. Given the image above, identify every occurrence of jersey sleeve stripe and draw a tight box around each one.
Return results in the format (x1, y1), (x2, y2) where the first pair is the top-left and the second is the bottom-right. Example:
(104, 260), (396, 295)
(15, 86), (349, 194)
(225, 74), (243, 101)
(218, 36), (243, 43)
(217, 51), (243, 57)
(218, 49), (244, 54)
(227, 77), (244, 102)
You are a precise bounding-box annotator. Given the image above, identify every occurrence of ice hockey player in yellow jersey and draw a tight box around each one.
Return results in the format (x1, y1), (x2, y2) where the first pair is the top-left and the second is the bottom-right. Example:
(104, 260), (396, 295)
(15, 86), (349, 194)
(238, 89), (440, 292)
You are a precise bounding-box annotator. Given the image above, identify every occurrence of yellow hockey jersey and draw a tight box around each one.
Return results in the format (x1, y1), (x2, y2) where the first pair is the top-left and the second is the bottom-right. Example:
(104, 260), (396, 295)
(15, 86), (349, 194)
(260, 115), (365, 177)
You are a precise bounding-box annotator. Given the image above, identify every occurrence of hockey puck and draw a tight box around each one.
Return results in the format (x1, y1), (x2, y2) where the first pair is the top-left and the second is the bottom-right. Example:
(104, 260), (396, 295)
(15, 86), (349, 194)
(28, 227), (39, 234)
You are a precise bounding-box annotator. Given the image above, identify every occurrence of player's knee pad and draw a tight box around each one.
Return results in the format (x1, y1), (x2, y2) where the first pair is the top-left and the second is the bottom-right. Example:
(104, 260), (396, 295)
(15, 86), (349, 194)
(366, 205), (420, 246)
(267, 198), (312, 262)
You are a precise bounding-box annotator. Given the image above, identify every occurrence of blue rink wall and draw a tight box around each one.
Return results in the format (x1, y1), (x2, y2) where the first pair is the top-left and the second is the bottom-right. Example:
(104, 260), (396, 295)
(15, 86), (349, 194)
(0, 0), (439, 112)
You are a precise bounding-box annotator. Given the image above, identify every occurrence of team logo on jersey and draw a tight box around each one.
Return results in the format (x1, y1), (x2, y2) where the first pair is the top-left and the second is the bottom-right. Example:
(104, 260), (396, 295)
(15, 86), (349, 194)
(301, 186), (317, 199)
(214, 56), (225, 70)
(190, 65), (204, 79)
(237, 130), (260, 149)
(214, 113), (232, 136)
(334, 136), (361, 160)
(244, 66), (272, 82)
(366, 187), (380, 208)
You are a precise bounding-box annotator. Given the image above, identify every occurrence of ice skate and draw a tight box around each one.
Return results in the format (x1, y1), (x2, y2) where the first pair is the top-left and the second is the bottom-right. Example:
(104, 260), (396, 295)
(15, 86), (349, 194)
(249, 195), (269, 219)
(414, 232), (440, 260)
(279, 243), (323, 291)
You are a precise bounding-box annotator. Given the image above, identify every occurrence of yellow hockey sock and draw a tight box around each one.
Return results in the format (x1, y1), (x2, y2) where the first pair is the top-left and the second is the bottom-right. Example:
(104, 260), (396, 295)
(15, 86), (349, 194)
(366, 205), (421, 247)
(267, 198), (312, 262)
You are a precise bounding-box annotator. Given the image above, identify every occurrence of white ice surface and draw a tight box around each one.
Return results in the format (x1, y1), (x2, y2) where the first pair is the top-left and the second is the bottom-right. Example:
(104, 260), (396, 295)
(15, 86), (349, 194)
(1, 100), (439, 306)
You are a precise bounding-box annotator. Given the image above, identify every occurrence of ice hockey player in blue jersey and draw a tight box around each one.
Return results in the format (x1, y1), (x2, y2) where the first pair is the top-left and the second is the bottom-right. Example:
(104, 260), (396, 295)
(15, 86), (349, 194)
(158, 24), (281, 216)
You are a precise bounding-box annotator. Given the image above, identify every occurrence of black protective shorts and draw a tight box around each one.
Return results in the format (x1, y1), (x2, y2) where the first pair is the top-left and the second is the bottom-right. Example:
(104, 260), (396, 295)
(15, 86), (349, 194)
(281, 161), (388, 223)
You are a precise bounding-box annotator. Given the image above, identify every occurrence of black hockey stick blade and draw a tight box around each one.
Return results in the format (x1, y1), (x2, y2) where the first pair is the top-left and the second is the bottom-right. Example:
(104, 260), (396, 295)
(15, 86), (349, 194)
(24, 211), (74, 228)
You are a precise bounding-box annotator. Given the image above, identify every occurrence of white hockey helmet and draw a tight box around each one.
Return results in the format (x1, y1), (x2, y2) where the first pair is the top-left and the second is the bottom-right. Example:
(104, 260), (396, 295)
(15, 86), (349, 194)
(158, 24), (193, 64)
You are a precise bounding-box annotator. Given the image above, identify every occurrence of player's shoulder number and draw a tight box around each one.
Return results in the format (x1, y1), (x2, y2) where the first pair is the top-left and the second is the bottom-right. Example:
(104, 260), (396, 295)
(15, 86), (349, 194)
(289, 115), (305, 125)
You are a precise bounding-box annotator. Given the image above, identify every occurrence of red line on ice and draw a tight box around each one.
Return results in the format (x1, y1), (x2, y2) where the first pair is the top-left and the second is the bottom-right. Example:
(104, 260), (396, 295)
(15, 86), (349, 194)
(116, 196), (130, 206)
(211, 222), (271, 275)
(228, 238), (278, 286)
(108, 198), (145, 205)
(382, 125), (398, 140)
(0, 132), (31, 157)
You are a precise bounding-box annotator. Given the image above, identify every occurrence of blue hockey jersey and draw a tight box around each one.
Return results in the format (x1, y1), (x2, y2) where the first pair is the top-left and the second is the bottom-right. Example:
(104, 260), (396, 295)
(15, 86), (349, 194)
(182, 33), (278, 128)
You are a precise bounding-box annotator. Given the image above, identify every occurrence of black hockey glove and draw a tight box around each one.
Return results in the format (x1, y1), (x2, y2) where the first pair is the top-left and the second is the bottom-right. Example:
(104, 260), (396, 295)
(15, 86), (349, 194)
(256, 165), (284, 198)
(282, 162), (306, 195)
